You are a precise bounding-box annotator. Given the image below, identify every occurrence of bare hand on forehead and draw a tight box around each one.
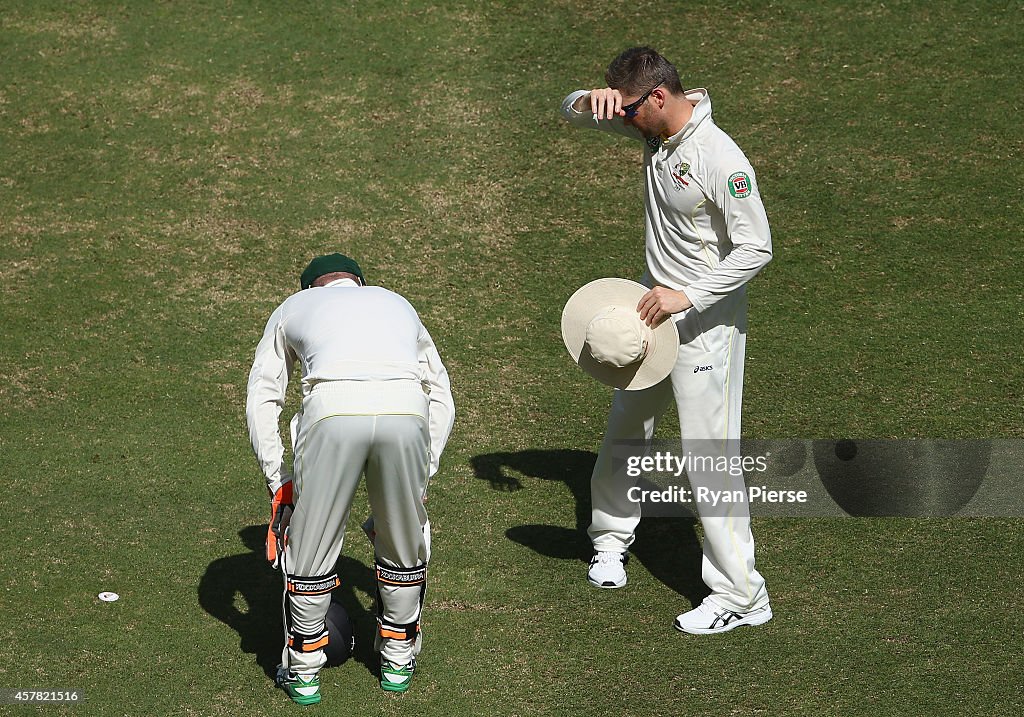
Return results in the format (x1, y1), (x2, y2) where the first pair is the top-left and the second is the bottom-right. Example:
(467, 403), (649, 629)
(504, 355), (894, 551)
(589, 88), (624, 120)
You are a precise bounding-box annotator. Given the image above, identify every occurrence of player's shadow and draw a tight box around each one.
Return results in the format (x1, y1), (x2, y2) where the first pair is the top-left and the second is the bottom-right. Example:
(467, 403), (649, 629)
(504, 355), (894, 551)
(471, 449), (709, 608)
(197, 525), (379, 679)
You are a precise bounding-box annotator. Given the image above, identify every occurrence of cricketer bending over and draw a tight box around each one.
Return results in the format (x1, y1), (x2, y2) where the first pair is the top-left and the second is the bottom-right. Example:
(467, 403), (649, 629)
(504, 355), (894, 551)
(246, 253), (455, 703)
(560, 47), (774, 634)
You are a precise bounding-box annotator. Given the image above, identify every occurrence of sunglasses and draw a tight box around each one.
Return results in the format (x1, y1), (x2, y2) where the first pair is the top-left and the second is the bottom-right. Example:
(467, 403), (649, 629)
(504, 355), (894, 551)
(622, 79), (664, 118)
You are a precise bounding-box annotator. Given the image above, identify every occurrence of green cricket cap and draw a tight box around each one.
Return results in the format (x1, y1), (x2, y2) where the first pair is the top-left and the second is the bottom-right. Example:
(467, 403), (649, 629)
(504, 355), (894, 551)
(300, 253), (365, 289)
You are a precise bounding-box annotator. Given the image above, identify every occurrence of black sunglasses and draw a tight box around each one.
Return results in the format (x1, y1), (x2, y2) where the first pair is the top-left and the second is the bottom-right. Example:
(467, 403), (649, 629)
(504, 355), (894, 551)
(622, 79), (664, 118)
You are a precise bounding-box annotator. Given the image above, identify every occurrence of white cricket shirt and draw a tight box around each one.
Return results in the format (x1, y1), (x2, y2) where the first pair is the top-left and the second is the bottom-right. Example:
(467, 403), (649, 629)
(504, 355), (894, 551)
(561, 89), (773, 312)
(246, 278), (455, 490)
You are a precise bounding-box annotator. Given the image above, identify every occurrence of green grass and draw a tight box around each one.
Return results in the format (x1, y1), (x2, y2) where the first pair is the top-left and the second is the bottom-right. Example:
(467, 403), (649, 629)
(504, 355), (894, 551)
(1, 1), (1022, 715)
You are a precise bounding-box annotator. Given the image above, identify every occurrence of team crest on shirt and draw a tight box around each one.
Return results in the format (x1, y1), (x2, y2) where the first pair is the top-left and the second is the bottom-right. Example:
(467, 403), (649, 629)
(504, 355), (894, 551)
(728, 171), (752, 198)
(670, 161), (691, 190)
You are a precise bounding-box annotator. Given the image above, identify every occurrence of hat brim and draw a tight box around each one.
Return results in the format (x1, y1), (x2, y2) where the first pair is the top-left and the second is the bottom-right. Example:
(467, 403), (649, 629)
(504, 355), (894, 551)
(561, 278), (680, 391)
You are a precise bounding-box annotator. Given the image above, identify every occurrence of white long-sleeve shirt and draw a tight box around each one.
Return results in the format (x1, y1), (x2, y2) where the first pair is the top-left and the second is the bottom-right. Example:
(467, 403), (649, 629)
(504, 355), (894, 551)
(560, 88), (772, 312)
(245, 278), (455, 491)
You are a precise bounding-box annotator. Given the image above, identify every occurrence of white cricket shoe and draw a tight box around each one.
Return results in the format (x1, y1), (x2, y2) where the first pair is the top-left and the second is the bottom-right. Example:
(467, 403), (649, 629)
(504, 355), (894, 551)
(587, 551), (628, 588)
(674, 599), (773, 634)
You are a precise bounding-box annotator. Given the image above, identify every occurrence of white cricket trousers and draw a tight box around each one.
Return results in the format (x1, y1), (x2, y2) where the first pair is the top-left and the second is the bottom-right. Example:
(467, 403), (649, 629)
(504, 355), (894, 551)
(280, 380), (431, 676)
(588, 289), (769, 612)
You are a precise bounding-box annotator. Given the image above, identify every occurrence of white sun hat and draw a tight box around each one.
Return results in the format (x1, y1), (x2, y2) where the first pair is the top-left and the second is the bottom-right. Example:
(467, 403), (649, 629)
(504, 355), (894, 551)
(561, 278), (680, 391)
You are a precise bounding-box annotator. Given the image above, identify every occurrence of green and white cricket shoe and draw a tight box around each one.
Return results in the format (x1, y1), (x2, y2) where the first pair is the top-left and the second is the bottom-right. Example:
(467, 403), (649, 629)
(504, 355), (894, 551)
(276, 666), (322, 705)
(380, 658), (415, 692)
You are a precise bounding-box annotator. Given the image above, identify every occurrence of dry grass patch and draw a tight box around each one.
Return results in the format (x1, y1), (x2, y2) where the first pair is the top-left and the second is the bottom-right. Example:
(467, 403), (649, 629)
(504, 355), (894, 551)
(0, 362), (72, 408)
(1, 10), (119, 42)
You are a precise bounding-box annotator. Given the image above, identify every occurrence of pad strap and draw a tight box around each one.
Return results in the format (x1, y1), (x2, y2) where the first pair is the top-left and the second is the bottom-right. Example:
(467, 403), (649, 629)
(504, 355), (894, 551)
(286, 573), (341, 595)
(376, 563), (426, 586)
(288, 625), (330, 653)
(378, 618), (420, 641)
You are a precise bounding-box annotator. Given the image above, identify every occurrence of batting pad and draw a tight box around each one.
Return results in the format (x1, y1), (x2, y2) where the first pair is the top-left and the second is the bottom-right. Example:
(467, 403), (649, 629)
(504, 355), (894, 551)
(375, 562), (426, 662)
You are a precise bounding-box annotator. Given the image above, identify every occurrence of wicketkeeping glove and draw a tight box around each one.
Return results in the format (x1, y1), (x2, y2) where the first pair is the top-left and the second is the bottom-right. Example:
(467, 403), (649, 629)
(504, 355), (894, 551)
(266, 480), (294, 568)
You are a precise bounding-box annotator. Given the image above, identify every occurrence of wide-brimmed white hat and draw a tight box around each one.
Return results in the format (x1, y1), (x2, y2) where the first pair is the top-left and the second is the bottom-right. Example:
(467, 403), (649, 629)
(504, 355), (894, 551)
(561, 278), (680, 391)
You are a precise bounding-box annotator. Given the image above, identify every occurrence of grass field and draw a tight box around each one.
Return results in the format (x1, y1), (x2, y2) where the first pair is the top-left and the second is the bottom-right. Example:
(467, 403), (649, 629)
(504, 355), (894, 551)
(1, 1), (1022, 715)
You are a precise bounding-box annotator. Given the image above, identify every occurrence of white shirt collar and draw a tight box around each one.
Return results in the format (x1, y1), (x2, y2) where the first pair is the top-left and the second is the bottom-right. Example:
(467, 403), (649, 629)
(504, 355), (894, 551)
(324, 278), (360, 288)
(663, 88), (711, 146)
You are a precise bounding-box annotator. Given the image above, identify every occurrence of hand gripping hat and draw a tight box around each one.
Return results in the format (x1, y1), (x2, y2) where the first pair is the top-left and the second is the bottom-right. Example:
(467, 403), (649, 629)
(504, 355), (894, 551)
(300, 253), (366, 290)
(561, 278), (680, 391)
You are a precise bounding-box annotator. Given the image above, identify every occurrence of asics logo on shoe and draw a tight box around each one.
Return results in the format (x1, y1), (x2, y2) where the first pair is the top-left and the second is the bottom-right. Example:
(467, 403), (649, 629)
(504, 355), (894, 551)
(709, 610), (741, 629)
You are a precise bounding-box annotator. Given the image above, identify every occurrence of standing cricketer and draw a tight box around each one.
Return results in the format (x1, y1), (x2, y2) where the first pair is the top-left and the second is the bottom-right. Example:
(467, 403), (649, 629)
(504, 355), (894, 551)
(560, 47), (773, 633)
(246, 253), (455, 703)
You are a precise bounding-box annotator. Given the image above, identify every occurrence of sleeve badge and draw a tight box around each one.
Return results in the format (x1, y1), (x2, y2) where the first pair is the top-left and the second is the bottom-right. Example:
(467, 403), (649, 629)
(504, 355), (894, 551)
(728, 171), (752, 198)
